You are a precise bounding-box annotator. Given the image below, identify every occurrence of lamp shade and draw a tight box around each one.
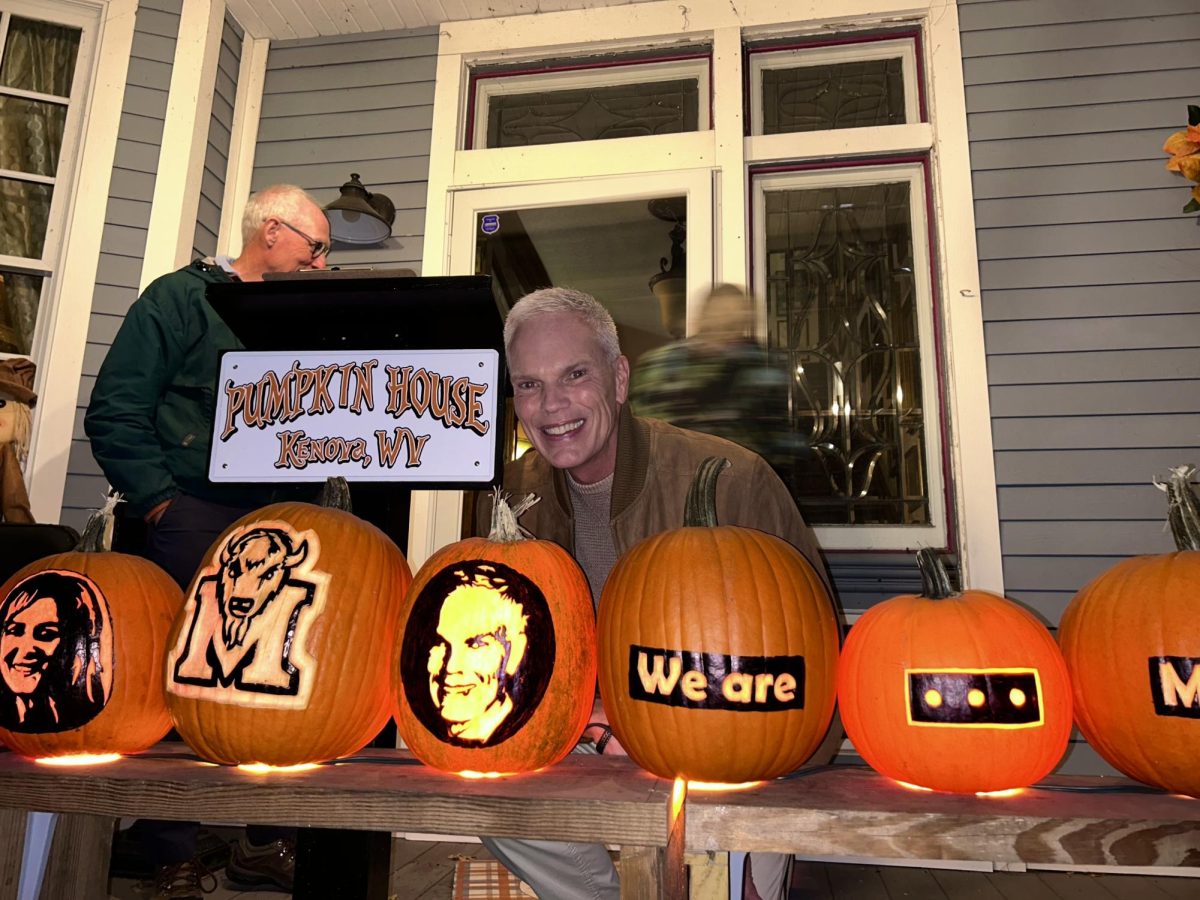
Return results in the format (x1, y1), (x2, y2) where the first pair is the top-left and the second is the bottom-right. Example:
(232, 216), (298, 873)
(325, 173), (395, 245)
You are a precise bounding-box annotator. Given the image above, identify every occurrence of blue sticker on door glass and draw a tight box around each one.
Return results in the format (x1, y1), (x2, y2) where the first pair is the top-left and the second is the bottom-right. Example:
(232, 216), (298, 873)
(481, 214), (500, 235)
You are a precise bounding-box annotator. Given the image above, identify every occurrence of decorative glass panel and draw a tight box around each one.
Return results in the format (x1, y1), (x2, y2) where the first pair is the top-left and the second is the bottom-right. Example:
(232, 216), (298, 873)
(764, 180), (930, 526)
(0, 16), (81, 96)
(0, 177), (53, 258)
(0, 271), (44, 355)
(0, 95), (67, 176)
(761, 58), (905, 134)
(485, 79), (700, 148)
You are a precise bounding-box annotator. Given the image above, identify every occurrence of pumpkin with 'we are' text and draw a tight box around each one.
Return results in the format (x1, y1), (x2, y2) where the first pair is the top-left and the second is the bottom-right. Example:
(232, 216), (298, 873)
(393, 490), (596, 775)
(598, 457), (840, 784)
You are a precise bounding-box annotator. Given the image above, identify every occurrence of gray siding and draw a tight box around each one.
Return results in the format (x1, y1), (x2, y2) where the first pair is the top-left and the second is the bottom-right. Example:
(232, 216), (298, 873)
(250, 27), (437, 272)
(960, 0), (1200, 774)
(62, 0), (183, 532)
(192, 12), (243, 259)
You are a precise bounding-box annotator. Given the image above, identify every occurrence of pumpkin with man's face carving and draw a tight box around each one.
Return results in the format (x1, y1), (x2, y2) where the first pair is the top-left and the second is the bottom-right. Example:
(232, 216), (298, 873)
(393, 492), (595, 775)
(165, 480), (412, 766)
(598, 457), (840, 784)
(1058, 466), (1200, 797)
(838, 549), (1072, 794)
(0, 500), (180, 759)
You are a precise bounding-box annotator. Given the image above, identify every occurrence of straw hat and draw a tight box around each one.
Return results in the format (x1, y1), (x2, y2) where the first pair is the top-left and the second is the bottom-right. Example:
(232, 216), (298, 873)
(0, 357), (36, 406)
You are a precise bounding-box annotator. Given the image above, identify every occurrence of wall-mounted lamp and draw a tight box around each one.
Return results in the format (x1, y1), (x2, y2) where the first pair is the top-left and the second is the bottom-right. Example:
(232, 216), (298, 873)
(648, 197), (687, 339)
(324, 173), (395, 245)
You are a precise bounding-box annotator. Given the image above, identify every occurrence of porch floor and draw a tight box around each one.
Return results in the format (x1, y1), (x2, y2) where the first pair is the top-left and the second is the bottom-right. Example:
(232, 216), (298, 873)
(107, 840), (1199, 899)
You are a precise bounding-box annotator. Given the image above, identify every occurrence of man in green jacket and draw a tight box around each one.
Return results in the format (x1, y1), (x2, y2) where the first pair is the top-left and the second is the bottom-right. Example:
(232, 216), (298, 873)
(478, 287), (832, 900)
(84, 184), (330, 899)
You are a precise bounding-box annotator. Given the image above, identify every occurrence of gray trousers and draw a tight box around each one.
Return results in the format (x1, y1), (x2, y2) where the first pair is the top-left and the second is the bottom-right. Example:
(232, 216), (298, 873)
(483, 836), (792, 899)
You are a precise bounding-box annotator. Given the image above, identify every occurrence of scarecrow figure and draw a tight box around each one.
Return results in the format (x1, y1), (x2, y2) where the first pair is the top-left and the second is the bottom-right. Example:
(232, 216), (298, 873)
(0, 357), (36, 524)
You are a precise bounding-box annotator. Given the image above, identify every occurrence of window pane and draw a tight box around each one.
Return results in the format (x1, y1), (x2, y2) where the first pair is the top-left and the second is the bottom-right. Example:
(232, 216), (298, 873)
(0, 177), (53, 258)
(761, 58), (906, 134)
(473, 197), (687, 460)
(0, 95), (67, 176)
(0, 16), (82, 96)
(0, 271), (43, 355)
(764, 181), (930, 526)
(485, 80), (699, 148)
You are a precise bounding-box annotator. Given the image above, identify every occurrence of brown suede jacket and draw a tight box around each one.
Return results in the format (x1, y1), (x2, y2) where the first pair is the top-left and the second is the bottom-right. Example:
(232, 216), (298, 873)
(477, 406), (830, 591)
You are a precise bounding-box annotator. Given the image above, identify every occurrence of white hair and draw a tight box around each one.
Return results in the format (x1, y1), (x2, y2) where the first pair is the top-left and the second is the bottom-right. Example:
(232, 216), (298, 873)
(241, 184), (324, 244)
(503, 287), (621, 362)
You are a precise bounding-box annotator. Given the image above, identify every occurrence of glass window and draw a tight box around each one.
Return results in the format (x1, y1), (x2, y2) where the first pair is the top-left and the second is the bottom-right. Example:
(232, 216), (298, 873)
(468, 55), (710, 149)
(471, 195), (691, 461)
(754, 164), (943, 534)
(748, 36), (921, 135)
(0, 11), (83, 356)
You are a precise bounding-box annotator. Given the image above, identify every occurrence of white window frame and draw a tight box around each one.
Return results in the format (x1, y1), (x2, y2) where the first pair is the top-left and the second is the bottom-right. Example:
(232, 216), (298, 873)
(751, 161), (946, 550)
(0, 3), (98, 354)
(469, 55), (712, 150)
(747, 36), (921, 136)
(12, 0), (139, 523)
(420, 0), (1002, 593)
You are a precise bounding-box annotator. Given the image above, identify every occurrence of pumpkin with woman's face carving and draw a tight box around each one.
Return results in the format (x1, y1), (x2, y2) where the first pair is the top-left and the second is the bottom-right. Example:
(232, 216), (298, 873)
(838, 550), (1072, 794)
(0, 501), (180, 759)
(165, 480), (412, 767)
(393, 492), (595, 774)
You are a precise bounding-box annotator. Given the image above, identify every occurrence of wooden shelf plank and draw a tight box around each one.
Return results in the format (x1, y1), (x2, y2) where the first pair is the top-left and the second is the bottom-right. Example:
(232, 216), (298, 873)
(685, 767), (1200, 868)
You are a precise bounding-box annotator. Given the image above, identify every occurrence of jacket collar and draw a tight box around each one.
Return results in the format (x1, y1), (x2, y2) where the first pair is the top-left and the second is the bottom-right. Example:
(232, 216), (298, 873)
(549, 404), (650, 521)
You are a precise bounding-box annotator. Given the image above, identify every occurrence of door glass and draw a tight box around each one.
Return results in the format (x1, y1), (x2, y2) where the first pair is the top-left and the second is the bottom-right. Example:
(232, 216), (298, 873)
(763, 179), (931, 526)
(473, 195), (689, 459)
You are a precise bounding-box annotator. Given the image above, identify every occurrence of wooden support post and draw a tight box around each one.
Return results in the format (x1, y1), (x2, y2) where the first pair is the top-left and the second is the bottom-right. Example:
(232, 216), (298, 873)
(619, 845), (662, 900)
(37, 813), (114, 900)
(0, 809), (26, 900)
(665, 778), (687, 900)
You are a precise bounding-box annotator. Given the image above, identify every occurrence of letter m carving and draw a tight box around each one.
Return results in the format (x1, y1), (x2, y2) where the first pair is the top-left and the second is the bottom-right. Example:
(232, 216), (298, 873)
(1150, 656), (1200, 718)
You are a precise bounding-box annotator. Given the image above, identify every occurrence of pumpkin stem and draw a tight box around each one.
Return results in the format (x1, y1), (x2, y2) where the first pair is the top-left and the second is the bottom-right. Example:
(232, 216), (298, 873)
(76, 491), (123, 553)
(488, 487), (539, 543)
(319, 476), (353, 513)
(1155, 465), (1200, 552)
(684, 457), (730, 527)
(686, 458), (729, 528)
(916, 547), (957, 600)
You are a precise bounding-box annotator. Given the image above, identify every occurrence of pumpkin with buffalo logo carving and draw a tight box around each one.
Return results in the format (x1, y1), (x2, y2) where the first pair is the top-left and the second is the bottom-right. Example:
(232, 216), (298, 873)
(0, 498), (180, 759)
(838, 548), (1072, 794)
(165, 479), (412, 766)
(393, 491), (595, 775)
(598, 457), (839, 784)
(1058, 466), (1200, 797)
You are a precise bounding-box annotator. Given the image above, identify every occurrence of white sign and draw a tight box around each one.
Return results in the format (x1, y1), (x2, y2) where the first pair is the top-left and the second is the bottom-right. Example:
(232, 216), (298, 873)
(209, 349), (500, 483)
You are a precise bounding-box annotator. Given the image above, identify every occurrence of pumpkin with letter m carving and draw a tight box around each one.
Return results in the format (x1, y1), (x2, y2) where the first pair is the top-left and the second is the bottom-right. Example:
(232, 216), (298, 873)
(598, 457), (839, 784)
(393, 490), (596, 775)
(1058, 466), (1200, 797)
(165, 479), (412, 767)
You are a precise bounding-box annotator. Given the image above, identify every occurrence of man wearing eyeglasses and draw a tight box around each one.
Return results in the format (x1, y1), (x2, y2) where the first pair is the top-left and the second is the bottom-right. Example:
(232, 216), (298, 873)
(85, 183), (330, 899)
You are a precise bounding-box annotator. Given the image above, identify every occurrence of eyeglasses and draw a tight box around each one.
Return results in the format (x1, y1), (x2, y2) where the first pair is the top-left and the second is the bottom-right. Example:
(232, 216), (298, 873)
(278, 219), (330, 259)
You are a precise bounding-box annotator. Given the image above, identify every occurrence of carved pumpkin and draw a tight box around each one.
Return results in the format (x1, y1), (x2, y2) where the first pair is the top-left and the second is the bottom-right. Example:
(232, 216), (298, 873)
(165, 479), (412, 766)
(1059, 466), (1200, 796)
(0, 498), (180, 759)
(393, 491), (595, 774)
(838, 549), (1072, 794)
(598, 457), (839, 784)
